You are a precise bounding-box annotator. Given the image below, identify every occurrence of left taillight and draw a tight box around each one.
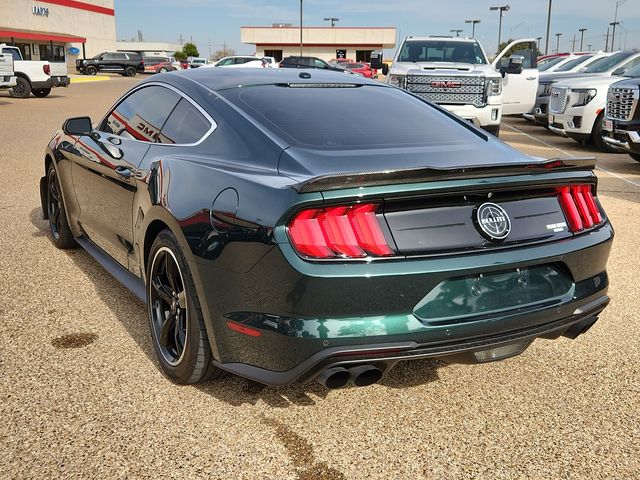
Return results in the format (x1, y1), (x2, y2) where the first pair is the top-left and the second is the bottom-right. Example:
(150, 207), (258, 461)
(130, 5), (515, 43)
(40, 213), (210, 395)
(43, 64), (50, 75)
(287, 203), (395, 259)
(556, 184), (604, 233)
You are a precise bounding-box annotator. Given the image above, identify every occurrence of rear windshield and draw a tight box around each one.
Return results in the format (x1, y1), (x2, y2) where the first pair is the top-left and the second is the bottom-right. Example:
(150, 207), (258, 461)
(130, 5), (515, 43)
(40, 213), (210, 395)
(554, 55), (593, 72)
(398, 40), (486, 65)
(583, 51), (633, 73)
(220, 84), (473, 149)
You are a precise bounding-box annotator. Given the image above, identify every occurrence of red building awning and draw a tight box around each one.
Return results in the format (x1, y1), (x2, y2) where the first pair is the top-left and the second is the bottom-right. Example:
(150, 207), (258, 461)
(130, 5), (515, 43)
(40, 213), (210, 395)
(0, 28), (86, 44)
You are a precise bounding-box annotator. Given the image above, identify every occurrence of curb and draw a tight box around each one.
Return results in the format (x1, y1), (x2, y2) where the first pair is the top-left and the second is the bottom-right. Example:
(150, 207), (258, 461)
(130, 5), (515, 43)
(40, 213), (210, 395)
(70, 75), (110, 83)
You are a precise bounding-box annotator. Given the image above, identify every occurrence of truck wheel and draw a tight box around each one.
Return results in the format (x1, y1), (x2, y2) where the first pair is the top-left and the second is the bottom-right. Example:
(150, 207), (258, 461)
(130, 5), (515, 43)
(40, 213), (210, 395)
(630, 153), (640, 163)
(125, 66), (136, 77)
(9, 77), (31, 98)
(32, 88), (52, 98)
(86, 66), (98, 75)
(483, 125), (500, 138)
(592, 114), (618, 153)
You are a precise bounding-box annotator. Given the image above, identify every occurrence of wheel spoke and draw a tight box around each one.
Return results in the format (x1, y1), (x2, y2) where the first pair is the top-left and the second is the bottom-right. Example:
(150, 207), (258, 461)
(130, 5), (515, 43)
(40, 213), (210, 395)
(52, 205), (60, 228)
(166, 257), (179, 291)
(177, 290), (186, 309)
(152, 275), (174, 304)
(159, 312), (177, 347)
(49, 183), (59, 202)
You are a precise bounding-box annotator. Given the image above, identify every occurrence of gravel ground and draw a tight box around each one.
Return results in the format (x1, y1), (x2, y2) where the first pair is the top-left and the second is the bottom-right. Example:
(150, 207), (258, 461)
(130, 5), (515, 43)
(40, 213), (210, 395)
(0, 79), (638, 479)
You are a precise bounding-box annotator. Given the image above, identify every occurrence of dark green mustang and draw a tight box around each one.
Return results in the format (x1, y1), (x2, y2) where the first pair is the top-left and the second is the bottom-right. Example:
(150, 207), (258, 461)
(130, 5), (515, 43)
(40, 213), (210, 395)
(41, 68), (613, 388)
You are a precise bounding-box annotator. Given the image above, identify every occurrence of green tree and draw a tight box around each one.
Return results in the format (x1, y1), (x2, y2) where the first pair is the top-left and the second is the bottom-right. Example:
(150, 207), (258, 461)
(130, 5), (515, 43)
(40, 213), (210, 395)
(182, 42), (199, 58)
(173, 51), (186, 61)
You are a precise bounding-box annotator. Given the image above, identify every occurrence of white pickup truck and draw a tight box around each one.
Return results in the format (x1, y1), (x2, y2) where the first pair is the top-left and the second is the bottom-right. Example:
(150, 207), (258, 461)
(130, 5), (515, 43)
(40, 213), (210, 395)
(371, 36), (539, 136)
(0, 49), (17, 89)
(0, 44), (69, 98)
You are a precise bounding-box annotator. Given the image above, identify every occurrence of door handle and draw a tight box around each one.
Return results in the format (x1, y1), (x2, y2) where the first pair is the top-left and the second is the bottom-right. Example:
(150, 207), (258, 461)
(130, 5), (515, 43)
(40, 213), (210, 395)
(115, 166), (132, 179)
(526, 77), (537, 81)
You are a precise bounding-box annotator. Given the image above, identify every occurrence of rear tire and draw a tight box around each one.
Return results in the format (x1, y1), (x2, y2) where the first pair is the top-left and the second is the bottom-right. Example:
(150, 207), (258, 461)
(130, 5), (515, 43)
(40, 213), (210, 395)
(86, 65), (98, 76)
(9, 77), (31, 98)
(125, 66), (136, 77)
(630, 153), (640, 162)
(159, 67), (167, 73)
(592, 113), (618, 153)
(46, 164), (76, 249)
(484, 125), (500, 138)
(147, 229), (225, 384)
(32, 88), (51, 97)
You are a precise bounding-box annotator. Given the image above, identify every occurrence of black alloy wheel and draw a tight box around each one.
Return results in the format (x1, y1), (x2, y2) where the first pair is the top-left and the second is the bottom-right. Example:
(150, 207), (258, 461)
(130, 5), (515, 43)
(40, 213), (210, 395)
(149, 247), (188, 366)
(125, 66), (136, 77)
(86, 65), (98, 75)
(10, 77), (31, 98)
(46, 165), (75, 249)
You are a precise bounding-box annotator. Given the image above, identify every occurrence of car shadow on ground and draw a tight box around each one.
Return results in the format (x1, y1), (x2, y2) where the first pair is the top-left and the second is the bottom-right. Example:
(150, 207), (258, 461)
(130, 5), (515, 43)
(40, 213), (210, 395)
(30, 207), (444, 407)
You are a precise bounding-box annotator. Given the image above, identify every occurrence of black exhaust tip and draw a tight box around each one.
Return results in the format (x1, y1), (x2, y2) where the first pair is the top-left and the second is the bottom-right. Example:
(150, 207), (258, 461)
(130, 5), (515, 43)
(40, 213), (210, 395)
(563, 316), (598, 340)
(316, 367), (351, 389)
(349, 365), (383, 387)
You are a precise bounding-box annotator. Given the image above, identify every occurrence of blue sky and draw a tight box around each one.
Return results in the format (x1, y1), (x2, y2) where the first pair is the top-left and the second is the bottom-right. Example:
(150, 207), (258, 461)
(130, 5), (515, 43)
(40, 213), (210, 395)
(115, 0), (640, 57)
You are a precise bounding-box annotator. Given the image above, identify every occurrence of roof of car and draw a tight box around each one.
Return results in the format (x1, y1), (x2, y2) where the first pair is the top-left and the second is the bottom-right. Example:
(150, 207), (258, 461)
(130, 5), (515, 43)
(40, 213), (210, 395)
(150, 67), (380, 92)
(405, 36), (477, 42)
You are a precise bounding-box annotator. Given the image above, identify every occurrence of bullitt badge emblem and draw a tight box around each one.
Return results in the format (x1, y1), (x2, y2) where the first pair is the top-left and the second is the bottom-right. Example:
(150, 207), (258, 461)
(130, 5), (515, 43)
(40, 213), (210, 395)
(476, 202), (511, 241)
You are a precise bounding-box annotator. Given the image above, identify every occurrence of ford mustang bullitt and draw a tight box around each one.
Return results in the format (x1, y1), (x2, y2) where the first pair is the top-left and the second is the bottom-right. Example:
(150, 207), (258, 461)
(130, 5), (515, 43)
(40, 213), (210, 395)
(40, 68), (613, 388)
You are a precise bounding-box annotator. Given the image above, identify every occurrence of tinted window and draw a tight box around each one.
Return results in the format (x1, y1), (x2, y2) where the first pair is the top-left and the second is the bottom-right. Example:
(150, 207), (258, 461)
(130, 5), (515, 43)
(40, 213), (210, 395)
(221, 85), (471, 149)
(555, 55), (593, 72)
(159, 99), (211, 144)
(399, 40), (486, 65)
(143, 57), (161, 65)
(499, 42), (536, 69)
(584, 51), (634, 73)
(538, 56), (565, 71)
(618, 56), (640, 74)
(2, 48), (21, 61)
(313, 59), (328, 68)
(102, 86), (180, 142)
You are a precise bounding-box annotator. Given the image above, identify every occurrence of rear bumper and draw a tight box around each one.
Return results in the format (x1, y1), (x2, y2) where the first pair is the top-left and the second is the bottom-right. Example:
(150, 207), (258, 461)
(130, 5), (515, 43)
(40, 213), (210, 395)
(0, 75), (16, 88)
(32, 76), (70, 89)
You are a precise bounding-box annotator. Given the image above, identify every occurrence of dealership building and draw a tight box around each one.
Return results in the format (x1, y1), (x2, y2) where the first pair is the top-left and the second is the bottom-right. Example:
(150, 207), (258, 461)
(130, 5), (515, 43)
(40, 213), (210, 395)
(241, 26), (396, 62)
(0, 0), (116, 69)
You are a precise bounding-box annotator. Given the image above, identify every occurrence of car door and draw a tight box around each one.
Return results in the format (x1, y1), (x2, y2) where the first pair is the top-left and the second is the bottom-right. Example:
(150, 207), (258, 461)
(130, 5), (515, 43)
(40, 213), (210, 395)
(492, 39), (539, 115)
(71, 85), (181, 268)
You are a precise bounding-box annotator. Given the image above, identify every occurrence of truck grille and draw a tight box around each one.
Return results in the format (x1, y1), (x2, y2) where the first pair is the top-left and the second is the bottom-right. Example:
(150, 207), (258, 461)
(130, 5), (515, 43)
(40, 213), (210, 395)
(606, 87), (638, 121)
(549, 87), (568, 114)
(406, 74), (486, 107)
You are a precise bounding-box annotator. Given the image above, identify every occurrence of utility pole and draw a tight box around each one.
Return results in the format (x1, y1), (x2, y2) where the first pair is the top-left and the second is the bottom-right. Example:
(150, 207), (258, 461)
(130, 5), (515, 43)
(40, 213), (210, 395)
(179, 34), (183, 45)
(555, 32), (562, 54)
(610, 22), (620, 52)
(465, 19), (481, 38)
(571, 33), (576, 52)
(605, 27), (610, 52)
(489, 5), (510, 52)
(299, 0), (303, 57)
(323, 17), (339, 27)
(222, 40), (227, 57)
(587, 44), (592, 51)
(544, 0), (553, 55)
(579, 28), (587, 52)
(450, 29), (463, 37)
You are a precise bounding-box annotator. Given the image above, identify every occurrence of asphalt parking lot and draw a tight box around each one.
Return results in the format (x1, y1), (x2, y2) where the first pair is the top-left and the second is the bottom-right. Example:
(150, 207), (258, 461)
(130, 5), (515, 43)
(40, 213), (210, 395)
(1, 77), (639, 479)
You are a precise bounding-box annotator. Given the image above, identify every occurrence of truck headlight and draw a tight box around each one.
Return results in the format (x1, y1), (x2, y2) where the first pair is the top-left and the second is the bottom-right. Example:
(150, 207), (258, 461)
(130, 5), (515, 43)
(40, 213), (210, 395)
(572, 89), (597, 107)
(388, 74), (406, 89)
(487, 78), (502, 96)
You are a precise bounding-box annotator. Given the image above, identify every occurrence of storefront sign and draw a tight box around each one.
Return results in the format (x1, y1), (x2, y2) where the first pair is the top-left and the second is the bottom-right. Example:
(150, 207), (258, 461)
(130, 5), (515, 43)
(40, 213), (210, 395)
(32, 5), (50, 17)
(68, 47), (80, 55)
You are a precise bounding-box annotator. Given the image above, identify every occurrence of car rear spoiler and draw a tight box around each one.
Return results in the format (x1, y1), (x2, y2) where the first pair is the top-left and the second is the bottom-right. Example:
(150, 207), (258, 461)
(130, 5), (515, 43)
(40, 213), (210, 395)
(294, 157), (597, 193)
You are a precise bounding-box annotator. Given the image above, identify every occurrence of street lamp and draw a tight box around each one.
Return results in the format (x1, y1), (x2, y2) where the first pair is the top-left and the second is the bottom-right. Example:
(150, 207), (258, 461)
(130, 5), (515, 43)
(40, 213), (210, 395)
(465, 19), (481, 38)
(579, 28), (587, 52)
(323, 17), (339, 27)
(450, 29), (464, 37)
(555, 32), (562, 54)
(536, 36), (542, 51)
(544, 0), (553, 55)
(489, 5), (510, 51)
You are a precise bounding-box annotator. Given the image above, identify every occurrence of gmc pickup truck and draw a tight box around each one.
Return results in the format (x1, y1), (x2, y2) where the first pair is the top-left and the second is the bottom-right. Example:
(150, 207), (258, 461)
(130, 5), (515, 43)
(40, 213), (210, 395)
(603, 70), (640, 162)
(372, 36), (539, 136)
(0, 44), (69, 98)
(0, 49), (17, 89)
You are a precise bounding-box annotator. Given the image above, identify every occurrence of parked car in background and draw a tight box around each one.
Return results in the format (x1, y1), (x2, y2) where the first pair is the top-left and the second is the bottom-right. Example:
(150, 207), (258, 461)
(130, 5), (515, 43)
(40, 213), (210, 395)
(0, 48), (17, 90)
(76, 51), (143, 77)
(549, 53), (611, 74)
(279, 56), (353, 73)
(525, 50), (640, 125)
(189, 57), (208, 68)
(143, 57), (175, 74)
(1, 43), (69, 98)
(209, 56), (273, 68)
(340, 62), (375, 78)
(41, 68), (612, 388)
(603, 66), (640, 161)
(168, 56), (181, 71)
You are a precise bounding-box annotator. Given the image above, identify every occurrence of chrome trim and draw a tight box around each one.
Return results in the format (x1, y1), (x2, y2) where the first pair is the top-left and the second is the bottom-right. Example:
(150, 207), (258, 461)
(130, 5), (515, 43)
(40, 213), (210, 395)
(548, 125), (567, 137)
(603, 135), (631, 152)
(96, 81), (217, 147)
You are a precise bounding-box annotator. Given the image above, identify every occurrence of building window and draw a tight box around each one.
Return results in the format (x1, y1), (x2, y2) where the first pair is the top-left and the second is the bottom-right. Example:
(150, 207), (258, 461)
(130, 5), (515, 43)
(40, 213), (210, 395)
(15, 43), (31, 60)
(356, 50), (373, 62)
(264, 50), (283, 62)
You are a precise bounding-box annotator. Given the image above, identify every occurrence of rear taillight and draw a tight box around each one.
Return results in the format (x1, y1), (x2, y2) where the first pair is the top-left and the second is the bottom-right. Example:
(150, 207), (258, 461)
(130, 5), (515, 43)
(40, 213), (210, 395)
(288, 203), (394, 259)
(43, 64), (50, 75)
(556, 185), (603, 233)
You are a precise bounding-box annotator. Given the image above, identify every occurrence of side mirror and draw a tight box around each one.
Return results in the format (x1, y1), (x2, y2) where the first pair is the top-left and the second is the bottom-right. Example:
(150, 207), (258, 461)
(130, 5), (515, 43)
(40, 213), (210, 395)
(500, 55), (524, 76)
(63, 116), (92, 136)
(370, 50), (384, 69)
(381, 63), (389, 76)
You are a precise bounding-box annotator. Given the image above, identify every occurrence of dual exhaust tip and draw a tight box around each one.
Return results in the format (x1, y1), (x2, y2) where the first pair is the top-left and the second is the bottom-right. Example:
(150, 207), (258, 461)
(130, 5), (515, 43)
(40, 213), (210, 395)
(316, 365), (383, 389)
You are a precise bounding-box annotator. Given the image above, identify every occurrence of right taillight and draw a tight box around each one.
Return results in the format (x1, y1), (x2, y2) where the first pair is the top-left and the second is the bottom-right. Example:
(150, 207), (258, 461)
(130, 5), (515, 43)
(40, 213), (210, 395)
(556, 184), (603, 233)
(288, 203), (395, 259)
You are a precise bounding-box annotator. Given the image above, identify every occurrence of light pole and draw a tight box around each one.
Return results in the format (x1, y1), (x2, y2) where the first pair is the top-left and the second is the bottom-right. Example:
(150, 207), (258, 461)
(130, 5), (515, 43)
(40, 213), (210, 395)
(323, 17), (339, 27)
(579, 28), (587, 51)
(610, 22), (620, 52)
(465, 19), (481, 38)
(489, 5), (510, 51)
(450, 29), (464, 37)
(555, 32), (562, 54)
(299, 0), (303, 56)
(587, 44), (592, 51)
(544, 0), (553, 55)
(536, 36), (542, 51)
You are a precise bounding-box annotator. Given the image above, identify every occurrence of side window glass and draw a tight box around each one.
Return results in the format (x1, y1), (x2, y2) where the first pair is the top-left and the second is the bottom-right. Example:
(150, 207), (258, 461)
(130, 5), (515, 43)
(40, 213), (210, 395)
(622, 57), (640, 72)
(158, 99), (212, 145)
(500, 42), (535, 69)
(102, 53), (116, 60)
(102, 86), (181, 142)
(314, 59), (327, 68)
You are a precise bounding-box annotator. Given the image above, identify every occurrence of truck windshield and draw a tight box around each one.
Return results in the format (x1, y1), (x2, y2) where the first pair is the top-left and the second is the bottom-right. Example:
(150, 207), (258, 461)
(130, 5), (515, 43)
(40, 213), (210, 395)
(398, 40), (486, 65)
(583, 51), (633, 73)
